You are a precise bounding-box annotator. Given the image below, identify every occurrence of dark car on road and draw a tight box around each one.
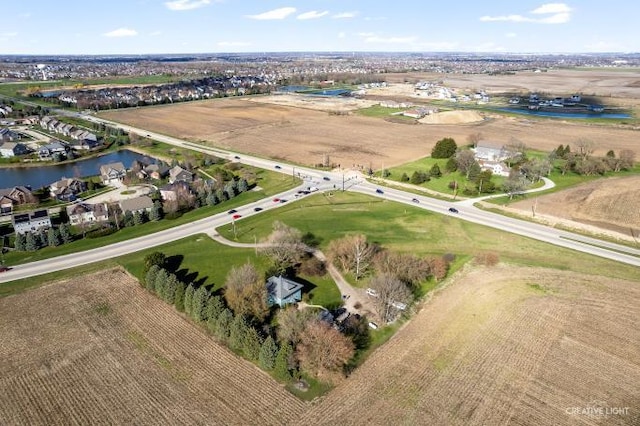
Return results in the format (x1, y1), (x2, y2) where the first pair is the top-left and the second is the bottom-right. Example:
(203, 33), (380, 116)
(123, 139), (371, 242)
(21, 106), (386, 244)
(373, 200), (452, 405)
(0, 266), (10, 273)
(274, 165), (282, 169)
(448, 207), (459, 213)
(227, 209), (237, 214)
(253, 207), (263, 212)
(412, 198), (419, 203)
(323, 176), (330, 181)
(376, 188), (384, 194)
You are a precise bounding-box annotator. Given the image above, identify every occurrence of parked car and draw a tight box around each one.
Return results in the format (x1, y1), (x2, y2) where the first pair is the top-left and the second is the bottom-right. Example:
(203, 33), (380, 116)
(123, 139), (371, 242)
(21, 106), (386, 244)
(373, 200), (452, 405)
(376, 188), (384, 194)
(368, 322), (379, 330)
(448, 207), (459, 213)
(366, 288), (379, 297)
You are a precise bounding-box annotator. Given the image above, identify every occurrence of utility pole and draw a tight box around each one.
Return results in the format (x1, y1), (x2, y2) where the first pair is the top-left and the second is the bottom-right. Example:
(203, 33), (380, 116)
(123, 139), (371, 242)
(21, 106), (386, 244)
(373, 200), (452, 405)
(342, 173), (345, 191)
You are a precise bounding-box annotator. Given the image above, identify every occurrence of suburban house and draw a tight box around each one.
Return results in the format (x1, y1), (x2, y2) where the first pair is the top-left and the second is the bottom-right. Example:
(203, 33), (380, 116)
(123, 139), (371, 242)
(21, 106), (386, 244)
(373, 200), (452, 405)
(66, 202), (109, 226)
(38, 141), (68, 159)
(142, 163), (169, 180)
(0, 186), (34, 214)
(49, 177), (86, 202)
(100, 162), (127, 185)
(0, 141), (30, 158)
(12, 209), (52, 234)
(477, 161), (511, 177)
(159, 181), (191, 201)
(168, 165), (194, 184)
(266, 275), (304, 307)
(473, 141), (511, 162)
(119, 196), (154, 214)
(473, 141), (515, 177)
(0, 127), (21, 142)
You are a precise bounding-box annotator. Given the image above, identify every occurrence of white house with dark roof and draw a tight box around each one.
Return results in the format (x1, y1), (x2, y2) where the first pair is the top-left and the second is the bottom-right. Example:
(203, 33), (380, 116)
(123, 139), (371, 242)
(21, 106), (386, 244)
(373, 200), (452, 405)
(66, 202), (109, 226)
(12, 209), (52, 234)
(266, 276), (304, 307)
(99, 162), (127, 185)
(0, 141), (30, 158)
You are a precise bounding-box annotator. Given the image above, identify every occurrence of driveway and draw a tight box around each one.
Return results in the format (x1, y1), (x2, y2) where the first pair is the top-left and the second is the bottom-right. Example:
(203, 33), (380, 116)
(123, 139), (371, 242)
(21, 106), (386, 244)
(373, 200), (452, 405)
(85, 184), (154, 204)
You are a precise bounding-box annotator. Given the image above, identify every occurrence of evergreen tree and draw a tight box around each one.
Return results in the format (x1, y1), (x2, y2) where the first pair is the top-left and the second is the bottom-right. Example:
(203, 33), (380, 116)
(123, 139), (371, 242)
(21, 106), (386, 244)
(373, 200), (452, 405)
(229, 315), (249, 353)
(14, 233), (26, 251)
(259, 335), (278, 371)
(123, 211), (134, 227)
(273, 343), (293, 381)
(145, 265), (162, 291)
(153, 268), (170, 297)
(206, 191), (218, 206)
(133, 211), (144, 226)
(184, 284), (195, 317)
(59, 223), (72, 243)
(237, 178), (249, 193)
(191, 286), (209, 322)
(47, 227), (61, 247)
(243, 326), (262, 361)
(164, 273), (179, 304)
(174, 282), (186, 312)
(429, 163), (442, 178)
(400, 172), (410, 182)
(431, 137), (457, 158)
(149, 201), (162, 221)
(214, 308), (233, 342)
(216, 189), (228, 203)
(25, 232), (38, 251)
(445, 157), (458, 173)
(224, 180), (237, 199)
(206, 295), (225, 327)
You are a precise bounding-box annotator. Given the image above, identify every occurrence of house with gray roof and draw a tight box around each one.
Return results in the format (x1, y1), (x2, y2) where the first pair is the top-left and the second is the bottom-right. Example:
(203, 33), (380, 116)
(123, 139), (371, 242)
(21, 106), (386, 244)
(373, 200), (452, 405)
(119, 196), (154, 214)
(100, 162), (127, 185)
(0, 141), (30, 158)
(266, 276), (304, 307)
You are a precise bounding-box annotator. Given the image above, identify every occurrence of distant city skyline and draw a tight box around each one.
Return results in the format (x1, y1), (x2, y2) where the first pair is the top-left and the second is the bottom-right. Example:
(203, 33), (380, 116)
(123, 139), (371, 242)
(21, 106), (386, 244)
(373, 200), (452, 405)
(0, 1), (637, 55)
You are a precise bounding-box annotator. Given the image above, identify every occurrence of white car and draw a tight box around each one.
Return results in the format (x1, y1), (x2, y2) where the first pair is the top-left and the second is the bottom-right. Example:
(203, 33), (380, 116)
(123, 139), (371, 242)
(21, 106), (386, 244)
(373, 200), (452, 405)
(366, 288), (378, 297)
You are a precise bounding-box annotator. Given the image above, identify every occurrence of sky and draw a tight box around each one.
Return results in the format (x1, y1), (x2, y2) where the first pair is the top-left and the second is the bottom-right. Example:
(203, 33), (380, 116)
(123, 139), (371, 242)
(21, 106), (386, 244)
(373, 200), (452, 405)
(0, 1), (637, 55)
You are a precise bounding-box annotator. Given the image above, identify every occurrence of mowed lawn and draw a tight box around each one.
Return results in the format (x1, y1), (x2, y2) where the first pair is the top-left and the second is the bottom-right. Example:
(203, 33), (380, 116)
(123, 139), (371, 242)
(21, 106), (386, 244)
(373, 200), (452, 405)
(216, 191), (640, 281)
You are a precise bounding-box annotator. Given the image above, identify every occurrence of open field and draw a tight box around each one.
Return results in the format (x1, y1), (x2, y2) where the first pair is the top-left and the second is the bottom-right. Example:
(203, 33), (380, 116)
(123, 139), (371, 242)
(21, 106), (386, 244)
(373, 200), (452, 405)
(508, 175), (640, 238)
(0, 268), (306, 425)
(100, 72), (640, 170)
(298, 264), (640, 425)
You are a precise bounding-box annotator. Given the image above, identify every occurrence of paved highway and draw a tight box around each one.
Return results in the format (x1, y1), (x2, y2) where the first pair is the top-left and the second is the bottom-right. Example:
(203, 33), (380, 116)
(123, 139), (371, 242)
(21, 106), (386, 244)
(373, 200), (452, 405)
(1, 112), (638, 283)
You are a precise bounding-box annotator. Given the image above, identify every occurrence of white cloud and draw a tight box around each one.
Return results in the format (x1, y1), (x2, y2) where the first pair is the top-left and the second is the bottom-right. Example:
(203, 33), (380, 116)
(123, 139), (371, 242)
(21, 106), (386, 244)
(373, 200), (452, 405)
(297, 10), (329, 20)
(333, 11), (357, 19)
(338, 32), (345, 39)
(505, 32), (517, 38)
(246, 7), (296, 20)
(364, 16), (386, 21)
(416, 41), (460, 51)
(103, 28), (138, 37)
(0, 32), (18, 38)
(217, 41), (251, 47)
(531, 3), (572, 14)
(149, 31), (162, 36)
(481, 3), (572, 24)
(584, 41), (622, 52)
(165, 0), (211, 11)
(357, 32), (375, 37)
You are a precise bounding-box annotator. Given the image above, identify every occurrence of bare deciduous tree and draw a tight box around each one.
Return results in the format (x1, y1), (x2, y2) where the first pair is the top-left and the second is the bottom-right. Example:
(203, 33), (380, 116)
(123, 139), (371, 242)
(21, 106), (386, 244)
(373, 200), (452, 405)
(259, 221), (306, 274)
(618, 149), (636, 171)
(224, 263), (269, 321)
(369, 273), (412, 324)
(327, 234), (377, 280)
(466, 132), (483, 146)
(276, 305), (317, 345)
(576, 138), (596, 160)
(373, 250), (430, 289)
(455, 150), (478, 179)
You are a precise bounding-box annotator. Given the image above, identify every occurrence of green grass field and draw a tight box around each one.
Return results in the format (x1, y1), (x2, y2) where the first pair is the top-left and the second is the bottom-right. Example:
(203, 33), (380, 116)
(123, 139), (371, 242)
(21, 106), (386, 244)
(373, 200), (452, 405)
(216, 191), (640, 281)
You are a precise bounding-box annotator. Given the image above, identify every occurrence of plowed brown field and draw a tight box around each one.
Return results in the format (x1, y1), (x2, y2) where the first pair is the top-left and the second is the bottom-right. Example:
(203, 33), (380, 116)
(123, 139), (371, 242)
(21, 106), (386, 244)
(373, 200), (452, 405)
(2, 265), (638, 425)
(0, 268), (305, 425)
(298, 265), (640, 426)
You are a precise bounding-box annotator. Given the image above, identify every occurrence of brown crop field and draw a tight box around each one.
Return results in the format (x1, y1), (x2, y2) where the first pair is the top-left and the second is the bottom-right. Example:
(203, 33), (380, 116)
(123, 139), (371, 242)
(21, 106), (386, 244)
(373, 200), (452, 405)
(100, 69), (640, 171)
(0, 268), (305, 425)
(508, 175), (640, 238)
(299, 264), (640, 425)
(2, 265), (638, 425)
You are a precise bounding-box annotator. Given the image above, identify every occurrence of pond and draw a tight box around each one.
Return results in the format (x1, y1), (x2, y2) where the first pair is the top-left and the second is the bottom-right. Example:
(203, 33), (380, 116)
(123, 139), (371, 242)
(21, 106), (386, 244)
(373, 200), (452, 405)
(0, 150), (157, 190)
(493, 107), (631, 120)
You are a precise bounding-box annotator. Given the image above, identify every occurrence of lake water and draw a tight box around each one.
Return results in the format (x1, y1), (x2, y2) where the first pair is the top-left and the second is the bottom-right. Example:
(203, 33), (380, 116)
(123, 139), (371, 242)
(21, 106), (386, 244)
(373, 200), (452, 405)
(306, 89), (351, 97)
(493, 107), (631, 119)
(0, 150), (156, 190)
